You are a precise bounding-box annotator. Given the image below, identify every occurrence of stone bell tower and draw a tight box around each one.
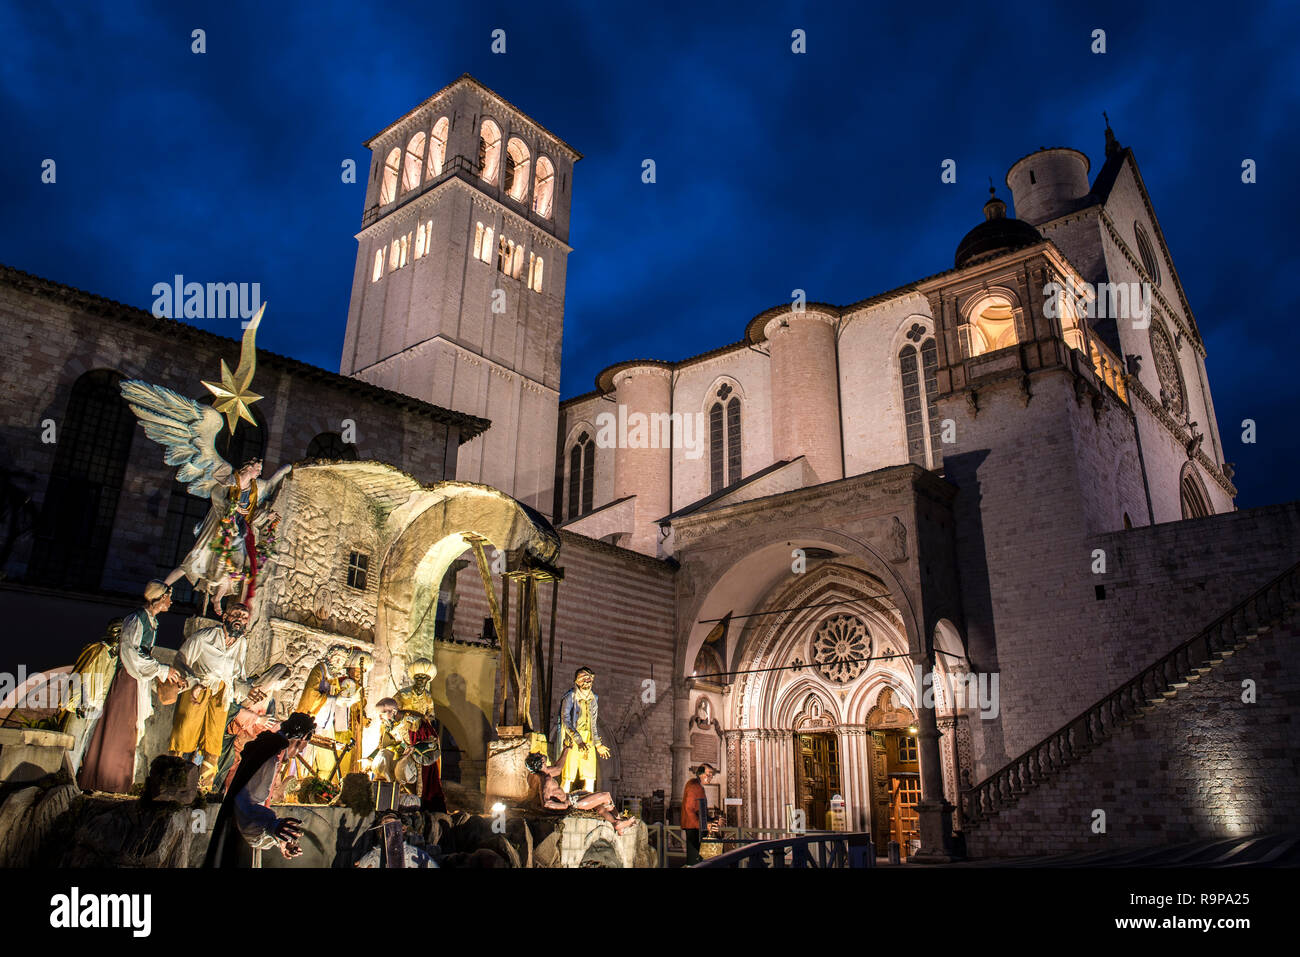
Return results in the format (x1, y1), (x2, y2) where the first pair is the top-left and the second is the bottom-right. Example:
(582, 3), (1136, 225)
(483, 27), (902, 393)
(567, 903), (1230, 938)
(340, 74), (581, 513)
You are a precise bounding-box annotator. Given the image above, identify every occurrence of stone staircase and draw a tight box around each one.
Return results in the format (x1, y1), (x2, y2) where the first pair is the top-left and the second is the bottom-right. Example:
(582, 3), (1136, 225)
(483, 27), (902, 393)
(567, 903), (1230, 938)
(961, 559), (1300, 829)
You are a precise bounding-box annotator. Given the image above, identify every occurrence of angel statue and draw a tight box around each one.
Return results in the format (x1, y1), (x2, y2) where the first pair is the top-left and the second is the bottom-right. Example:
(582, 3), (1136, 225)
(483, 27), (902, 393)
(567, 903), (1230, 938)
(120, 305), (291, 615)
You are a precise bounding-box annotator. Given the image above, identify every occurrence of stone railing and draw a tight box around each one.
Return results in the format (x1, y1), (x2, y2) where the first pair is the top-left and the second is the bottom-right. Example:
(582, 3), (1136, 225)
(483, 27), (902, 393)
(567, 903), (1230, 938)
(962, 559), (1300, 826)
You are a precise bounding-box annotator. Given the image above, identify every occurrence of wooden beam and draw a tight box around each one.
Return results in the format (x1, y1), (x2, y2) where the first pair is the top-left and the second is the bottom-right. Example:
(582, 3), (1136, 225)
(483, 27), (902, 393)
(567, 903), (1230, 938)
(468, 537), (515, 728)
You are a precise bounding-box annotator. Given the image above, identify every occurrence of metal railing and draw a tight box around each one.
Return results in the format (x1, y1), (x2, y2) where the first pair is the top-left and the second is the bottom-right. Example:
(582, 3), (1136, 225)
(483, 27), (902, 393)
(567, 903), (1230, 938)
(962, 559), (1300, 825)
(691, 831), (876, 868)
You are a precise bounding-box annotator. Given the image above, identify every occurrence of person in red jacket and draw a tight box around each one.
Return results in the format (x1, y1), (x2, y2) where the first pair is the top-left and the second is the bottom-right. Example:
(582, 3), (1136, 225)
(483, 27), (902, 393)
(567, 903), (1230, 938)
(682, 762), (717, 866)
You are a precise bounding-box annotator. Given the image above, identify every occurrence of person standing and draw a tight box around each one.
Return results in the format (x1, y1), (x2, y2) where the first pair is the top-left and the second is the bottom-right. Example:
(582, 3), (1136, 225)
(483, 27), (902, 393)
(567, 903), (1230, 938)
(169, 603), (253, 791)
(682, 762), (717, 866)
(78, 581), (182, 793)
(556, 666), (609, 792)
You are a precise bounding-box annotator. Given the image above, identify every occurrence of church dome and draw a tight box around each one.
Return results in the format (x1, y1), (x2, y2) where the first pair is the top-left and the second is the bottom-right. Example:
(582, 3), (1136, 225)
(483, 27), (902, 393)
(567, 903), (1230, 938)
(954, 188), (1042, 268)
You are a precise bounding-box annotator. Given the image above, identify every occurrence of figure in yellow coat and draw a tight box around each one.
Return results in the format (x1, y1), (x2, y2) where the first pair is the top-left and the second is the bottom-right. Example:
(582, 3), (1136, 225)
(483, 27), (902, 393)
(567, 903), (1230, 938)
(555, 667), (610, 792)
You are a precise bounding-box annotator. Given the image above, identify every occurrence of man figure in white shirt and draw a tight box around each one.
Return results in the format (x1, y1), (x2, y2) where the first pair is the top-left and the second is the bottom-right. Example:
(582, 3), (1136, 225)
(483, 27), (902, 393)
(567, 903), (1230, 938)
(170, 602), (253, 791)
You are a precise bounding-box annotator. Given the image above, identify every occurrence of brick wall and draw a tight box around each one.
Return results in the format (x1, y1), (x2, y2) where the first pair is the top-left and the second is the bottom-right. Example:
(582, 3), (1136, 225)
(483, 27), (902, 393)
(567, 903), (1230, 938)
(447, 529), (677, 801)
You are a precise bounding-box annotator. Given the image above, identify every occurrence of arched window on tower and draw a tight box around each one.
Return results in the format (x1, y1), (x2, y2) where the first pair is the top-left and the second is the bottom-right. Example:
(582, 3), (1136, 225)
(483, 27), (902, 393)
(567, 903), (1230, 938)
(379, 147), (401, 205)
(899, 326), (943, 469)
(401, 132), (426, 193)
(29, 370), (136, 589)
(306, 431), (358, 461)
(961, 294), (1018, 358)
(504, 138), (531, 203)
(566, 431), (595, 520)
(708, 384), (742, 493)
(428, 116), (449, 178)
(478, 120), (502, 184)
(533, 156), (555, 218)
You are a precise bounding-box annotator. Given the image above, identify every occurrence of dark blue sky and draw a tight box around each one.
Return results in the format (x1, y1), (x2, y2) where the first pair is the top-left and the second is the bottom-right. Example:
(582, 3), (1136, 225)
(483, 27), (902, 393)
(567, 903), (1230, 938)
(2, 1), (1296, 508)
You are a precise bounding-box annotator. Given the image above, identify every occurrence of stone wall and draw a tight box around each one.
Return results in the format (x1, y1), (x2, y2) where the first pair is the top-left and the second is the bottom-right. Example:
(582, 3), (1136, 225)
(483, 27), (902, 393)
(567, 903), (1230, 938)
(965, 617), (1300, 857)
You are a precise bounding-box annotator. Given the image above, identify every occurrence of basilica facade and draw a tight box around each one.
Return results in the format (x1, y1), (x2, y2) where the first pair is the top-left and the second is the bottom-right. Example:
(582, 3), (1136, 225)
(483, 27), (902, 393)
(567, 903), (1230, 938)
(4, 74), (1297, 858)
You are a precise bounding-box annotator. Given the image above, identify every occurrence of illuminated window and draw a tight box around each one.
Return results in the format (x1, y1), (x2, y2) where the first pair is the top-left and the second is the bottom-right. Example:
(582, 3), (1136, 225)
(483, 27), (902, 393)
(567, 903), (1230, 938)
(372, 249), (384, 283)
(388, 239), (400, 272)
(428, 116), (449, 178)
(402, 132), (426, 193)
(398, 233), (410, 268)
(511, 243), (525, 279)
(533, 156), (555, 218)
(531, 255), (543, 292)
(415, 223), (426, 260)
(898, 735), (918, 762)
(504, 137), (531, 202)
(497, 236), (510, 273)
(478, 120), (502, 184)
(379, 147), (401, 205)
(963, 294), (1018, 357)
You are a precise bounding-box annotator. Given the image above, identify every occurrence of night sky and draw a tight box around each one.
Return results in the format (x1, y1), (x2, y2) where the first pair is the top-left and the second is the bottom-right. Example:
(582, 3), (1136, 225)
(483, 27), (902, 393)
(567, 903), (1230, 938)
(1, 1), (1296, 509)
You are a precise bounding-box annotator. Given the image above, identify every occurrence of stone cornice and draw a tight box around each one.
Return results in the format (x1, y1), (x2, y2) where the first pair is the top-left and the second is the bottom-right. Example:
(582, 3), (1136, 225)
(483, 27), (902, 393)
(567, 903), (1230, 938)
(364, 74), (582, 162)
(1098, 209), (1204, 358)
(357, 175), (572, 254)
(1125, 374), (1237, 496)
(352, 334), (559, 398)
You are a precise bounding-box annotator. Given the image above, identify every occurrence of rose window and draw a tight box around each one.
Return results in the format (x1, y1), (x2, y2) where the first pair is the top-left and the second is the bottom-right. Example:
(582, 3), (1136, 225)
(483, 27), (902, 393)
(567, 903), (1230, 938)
(1149, 323), (1184, 416)
(812, 615), (871, 683)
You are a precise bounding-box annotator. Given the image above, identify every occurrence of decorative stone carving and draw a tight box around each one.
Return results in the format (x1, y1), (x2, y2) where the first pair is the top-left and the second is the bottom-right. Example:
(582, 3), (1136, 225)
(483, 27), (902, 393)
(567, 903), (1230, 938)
(1149, 321), (1184, 416)
(889, 516), (908, 564)
(812, 614), (871, 683)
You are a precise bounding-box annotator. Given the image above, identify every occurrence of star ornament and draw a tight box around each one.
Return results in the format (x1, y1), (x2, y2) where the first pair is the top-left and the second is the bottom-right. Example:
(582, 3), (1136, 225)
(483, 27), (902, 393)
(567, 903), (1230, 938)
(202, 358), (263, 432)
(202, 302), (266, 434)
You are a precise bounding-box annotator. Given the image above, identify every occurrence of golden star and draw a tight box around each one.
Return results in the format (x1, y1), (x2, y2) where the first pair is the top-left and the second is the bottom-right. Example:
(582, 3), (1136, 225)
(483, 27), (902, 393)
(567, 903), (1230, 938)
(202, 358), (263, 433)
(201, 303), (266, 434)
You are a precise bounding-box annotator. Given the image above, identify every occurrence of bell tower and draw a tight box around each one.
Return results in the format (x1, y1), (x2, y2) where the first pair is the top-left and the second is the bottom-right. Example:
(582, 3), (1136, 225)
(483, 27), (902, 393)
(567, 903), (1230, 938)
(340, 74), (580, 512)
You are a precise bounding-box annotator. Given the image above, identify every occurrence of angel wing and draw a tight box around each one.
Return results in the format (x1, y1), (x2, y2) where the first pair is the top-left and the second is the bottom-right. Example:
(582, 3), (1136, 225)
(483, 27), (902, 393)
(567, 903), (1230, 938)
(119, 380), (232, 500)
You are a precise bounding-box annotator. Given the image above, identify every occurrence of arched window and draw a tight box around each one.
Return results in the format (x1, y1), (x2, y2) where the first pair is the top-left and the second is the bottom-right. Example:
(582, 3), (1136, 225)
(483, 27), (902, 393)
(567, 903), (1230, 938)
(306, 431), (358, 461)
(29, 370), (135, 589)
(372, 248), (384, 283)
(533, 156), (555, 218)
(379, 147), (401, 205)
(478, 120), (502, 184)
(402, 132), (426, 193)
(1180, 467), (1212, 519)
(428, 117), (449, 178)
(531, 255), (543, 292)
(1134, 222), (1161, 286)
(504, 137), (531, 202)
(708, 384), (742, 493)
(899, 331), (943, 469)
(962, 294), (1018, 358)
(566, 431), (594, 520)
